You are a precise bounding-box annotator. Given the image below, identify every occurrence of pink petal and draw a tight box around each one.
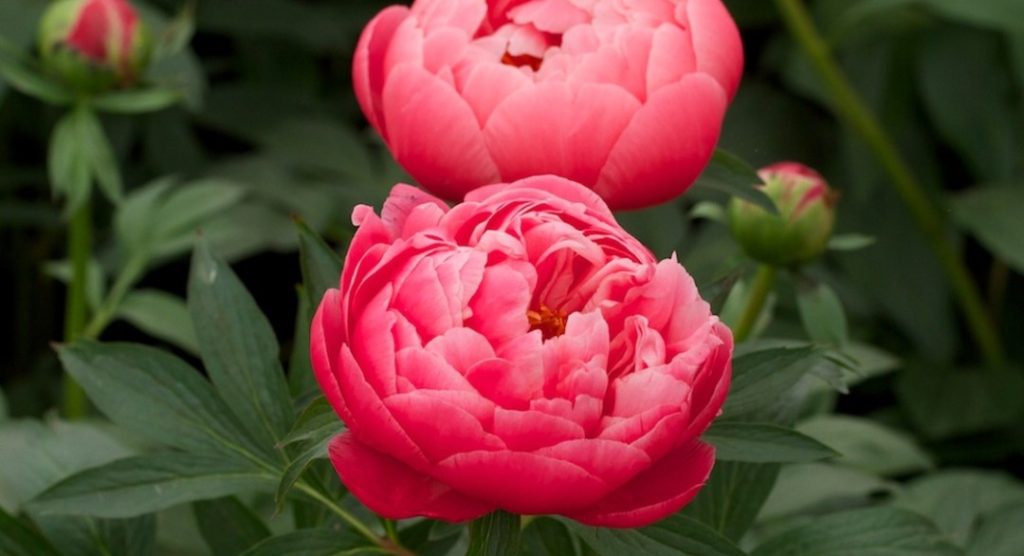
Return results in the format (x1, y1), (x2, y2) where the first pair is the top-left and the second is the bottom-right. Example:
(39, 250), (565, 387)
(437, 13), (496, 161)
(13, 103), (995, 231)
(336, 345), (428, 468)
(646, 23), (696, 96)
(350, 287), (398, 396)
(609, 367), (690, 417)
(381, 63), (500, 200)
(395, 347), (477, 392)
(465, 262), (534, 347)
(508, 0), (590, 33)
(411, 0), (487, 35)
(594, 74), (726, 209)
(384, 390), (506, 461)
(435, 450), (609, 514)
(684, 322), (733, 437)
(493, 407), (585, 451)
(423, 27), (471, 74)
(310, 291), (352, 424)
(329, 432), (493, 521)
(425, 327), (497, 375)
(599, 404), (678, 444)
(685, 0), (744, 99)
(567, 440), (714, 527)
(380, 184), (449, 239)
(465, 175), (617, 225)
(465, 358), (543, 410)
(456, 61), (532, 128)
(536, 438), (651, 490)
(352, 6), (410, 135)
(482, 81), (641, 186)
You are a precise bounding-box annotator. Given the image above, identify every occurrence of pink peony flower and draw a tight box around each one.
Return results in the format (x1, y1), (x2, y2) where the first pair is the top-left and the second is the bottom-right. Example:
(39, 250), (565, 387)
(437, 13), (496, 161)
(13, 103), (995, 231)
(310, 175), (732, 527)
(353, 0), (744, 210)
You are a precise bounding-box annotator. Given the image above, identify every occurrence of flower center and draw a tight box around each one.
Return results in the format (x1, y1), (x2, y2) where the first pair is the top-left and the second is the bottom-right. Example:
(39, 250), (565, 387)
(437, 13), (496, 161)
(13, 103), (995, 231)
(527, 305), (567, 340)
(501, 51), (543, 71)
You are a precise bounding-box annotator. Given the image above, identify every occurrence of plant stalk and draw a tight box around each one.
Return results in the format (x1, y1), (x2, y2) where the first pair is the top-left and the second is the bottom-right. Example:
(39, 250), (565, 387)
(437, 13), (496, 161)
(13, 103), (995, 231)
(733, 265), (775, 343)
(774, 0), (1004, 367)
(62, 198), (91, 418)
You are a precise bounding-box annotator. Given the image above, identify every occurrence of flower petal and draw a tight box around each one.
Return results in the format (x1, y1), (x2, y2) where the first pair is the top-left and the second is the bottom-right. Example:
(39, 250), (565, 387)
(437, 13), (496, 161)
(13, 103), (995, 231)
(567, 440), (714, 528)
(352, 5), (410, 135)
(685, 0), (744, 99)
(382, 64), (500, 199)
(329, 432), (493, 521)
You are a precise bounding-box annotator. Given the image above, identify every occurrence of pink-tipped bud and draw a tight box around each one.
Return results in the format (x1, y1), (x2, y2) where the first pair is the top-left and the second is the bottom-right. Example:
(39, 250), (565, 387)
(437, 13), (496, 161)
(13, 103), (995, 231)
(727, 162), (838, 266)
(38, 0), (152, 93)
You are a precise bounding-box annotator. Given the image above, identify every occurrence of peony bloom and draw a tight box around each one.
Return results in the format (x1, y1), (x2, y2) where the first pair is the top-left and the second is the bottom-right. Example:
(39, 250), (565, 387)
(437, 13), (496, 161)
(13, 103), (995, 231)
(39, 0), (151, 92)
(727, 162), (837, 266)
(311, 175), (732, 527)
(353, 0), (744, 210)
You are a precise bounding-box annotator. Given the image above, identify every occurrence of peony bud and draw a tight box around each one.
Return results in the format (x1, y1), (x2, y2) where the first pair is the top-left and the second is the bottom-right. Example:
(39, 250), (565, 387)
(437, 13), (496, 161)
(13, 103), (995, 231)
(727, 162), (838, 266)
(38, 0), (152, 93)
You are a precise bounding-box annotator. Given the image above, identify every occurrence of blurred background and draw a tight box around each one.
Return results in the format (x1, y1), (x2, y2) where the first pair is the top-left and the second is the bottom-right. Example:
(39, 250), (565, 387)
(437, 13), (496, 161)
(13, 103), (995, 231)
(1, 0), (1023, 547)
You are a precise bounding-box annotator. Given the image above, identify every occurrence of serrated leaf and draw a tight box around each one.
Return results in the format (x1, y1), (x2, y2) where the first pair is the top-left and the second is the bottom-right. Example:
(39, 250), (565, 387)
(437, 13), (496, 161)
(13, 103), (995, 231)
(116, 290), (198, 354)
(795, 278), (848, 346)
(722, 346), (821, 418)
(703, 422), (837, 463)
(31, 452), (275, 519)
(193, 497), (271, 556)
(57, 341), (263, 458)
(693, 149), (775, 214)
(797, 416), (933, 476)
(950, 185), (1024, 274)
(91, 88), (181, 114)
(189, 242), (294, 450)
(0, 508), (61, 556)
(683, 461), (780, 541)
(239, 527), (374, 556)
(567, 513), (745, 556)
(751, 507), (962, 556)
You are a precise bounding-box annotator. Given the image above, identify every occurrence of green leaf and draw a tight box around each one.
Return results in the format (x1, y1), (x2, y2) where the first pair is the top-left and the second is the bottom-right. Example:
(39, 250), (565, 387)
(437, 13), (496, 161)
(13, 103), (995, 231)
(968, 502), (1024, 556)
(950, 185), (1024, 274)
(57, 341), (262, 457)
(275, 441), (329, 512)
(0, 387), (7, 420)
(33, 514), (156, 556)
(615, 203), (686, 259)
(683, 461), (780, 541)
(794, 278), (848, 346)
(189, 242), (294, 449)
(259, 118), (374, 181)
(193, 497), (271, 556)
(703, 422), (837, 463)
(796, 415), (933, 476)
(751, 507), (963, 556)
(468, 511), (521, 556)
(116, 290), (199, 354)
(279, 397), (341, 448)
(522, 517), (579, 556)
(693, 149), (775, 214)
(240, 527), (374, 556)
(0, 508), (61, 556)
(0, 418), (137, 512)
(758, 463), (893, 521)
(288, 286), (319, 398)
(893, 471), (1024, 546)
(48, 108), (93, 211)
(722, 346), (821, 419)
(91, 87), (181, 114)
(296, 219), (342, 309)
(31, 452), (275, 519)
(567, 513), (745, 556)
(0, 40), (72, 106)
(897, 364), (1024, 440)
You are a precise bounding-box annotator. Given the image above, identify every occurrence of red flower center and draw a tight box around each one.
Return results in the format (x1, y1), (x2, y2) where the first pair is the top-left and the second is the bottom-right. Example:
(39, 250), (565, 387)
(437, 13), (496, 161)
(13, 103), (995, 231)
(501, 51), (543, 71)
(527, 305), (568, 340)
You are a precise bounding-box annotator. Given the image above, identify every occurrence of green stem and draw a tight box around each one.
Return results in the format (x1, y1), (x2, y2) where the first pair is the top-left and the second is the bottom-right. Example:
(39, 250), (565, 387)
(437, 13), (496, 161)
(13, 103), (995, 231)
(774, 0), (1004, 367)
(81, 254), (147, 340)
(62, 199), (91, 418)
(733, 265), (775, 343)
(467, 511), (521, 556)
(294, 481), (386, 550)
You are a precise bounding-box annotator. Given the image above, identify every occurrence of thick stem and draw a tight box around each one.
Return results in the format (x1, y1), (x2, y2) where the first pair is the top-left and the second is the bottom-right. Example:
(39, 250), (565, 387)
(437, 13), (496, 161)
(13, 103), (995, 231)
(62, 199), (91, 418)
(774, 0), (1005, 367)
(467, 511), (521, 556)
(81, 254), (147, 340)
(733, 265), (776, 343)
